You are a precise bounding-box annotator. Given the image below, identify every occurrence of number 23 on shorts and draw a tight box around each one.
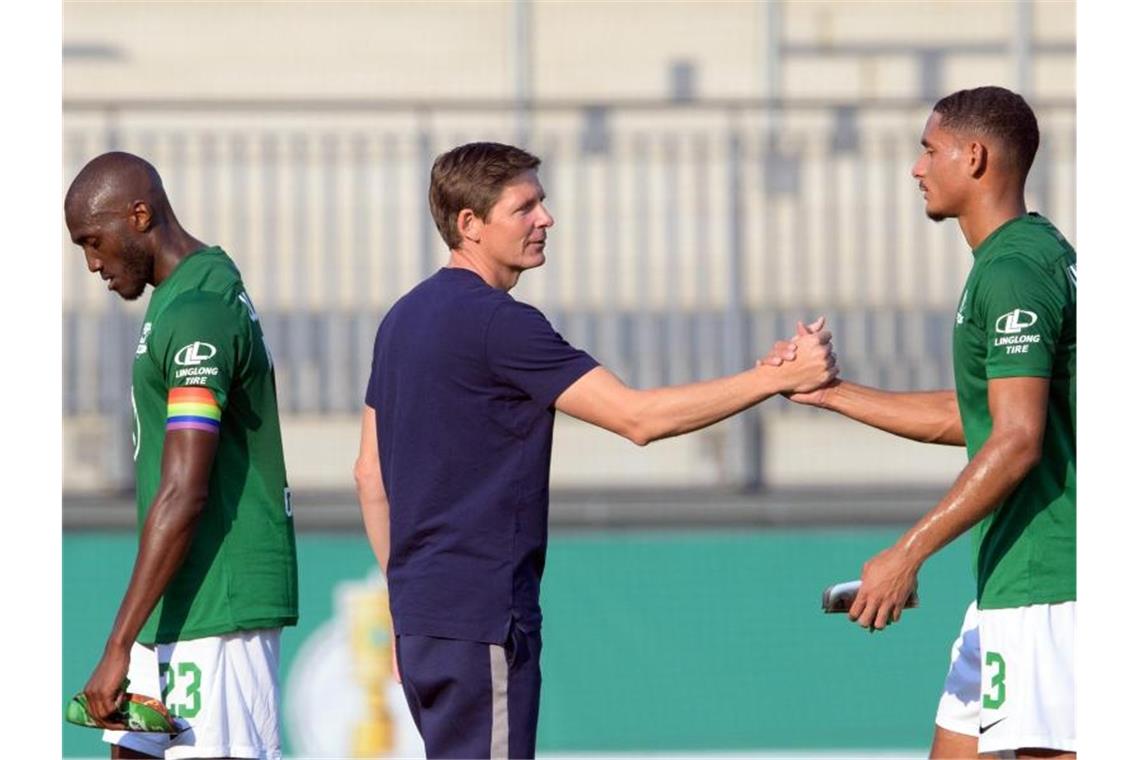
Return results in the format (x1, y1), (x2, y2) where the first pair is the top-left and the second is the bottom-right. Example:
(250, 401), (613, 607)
(159, 661), (203, 718)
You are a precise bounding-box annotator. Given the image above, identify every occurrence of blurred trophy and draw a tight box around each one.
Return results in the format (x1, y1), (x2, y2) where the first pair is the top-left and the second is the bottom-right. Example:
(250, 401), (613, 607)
(343, 580), (395, 756)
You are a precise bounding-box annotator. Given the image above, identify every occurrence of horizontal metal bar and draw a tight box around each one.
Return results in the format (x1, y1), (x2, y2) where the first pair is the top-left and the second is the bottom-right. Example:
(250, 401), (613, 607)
(781, 41), (1075, 57)
(62, 43), (125, 60)
(62, 486), (950, 531)
(62, 96), (1076, 114)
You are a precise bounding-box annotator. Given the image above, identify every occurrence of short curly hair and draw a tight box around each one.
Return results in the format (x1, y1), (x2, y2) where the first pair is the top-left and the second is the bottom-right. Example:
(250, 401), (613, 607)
(429, 142), (542, 250)
(933, 86), (1040, 180)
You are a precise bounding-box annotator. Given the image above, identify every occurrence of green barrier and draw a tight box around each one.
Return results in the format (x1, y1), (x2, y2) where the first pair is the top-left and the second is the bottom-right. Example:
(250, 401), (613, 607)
(64, 529), (972, 757)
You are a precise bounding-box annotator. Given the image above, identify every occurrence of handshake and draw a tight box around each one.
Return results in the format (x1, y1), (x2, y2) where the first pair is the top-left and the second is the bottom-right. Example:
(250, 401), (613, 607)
(756, 316), (839, 402)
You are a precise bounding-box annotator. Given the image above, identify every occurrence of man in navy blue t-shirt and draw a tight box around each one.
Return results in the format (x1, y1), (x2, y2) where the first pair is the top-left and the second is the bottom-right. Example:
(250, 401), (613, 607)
(354, 142), (836, 758)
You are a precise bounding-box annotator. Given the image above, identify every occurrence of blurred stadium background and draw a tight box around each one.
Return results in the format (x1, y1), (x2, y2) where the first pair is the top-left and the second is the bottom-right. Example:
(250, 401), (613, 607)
(62, 2), (1074, 757)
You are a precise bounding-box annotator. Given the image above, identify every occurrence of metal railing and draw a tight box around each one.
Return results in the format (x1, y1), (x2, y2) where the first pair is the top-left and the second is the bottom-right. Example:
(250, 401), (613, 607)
(62, 98), (1076, 489)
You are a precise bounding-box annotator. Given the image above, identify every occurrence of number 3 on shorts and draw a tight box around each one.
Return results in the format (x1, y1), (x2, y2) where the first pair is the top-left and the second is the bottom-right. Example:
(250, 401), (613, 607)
(159, 661), (203, 718)
(982, 651), (1006, 709)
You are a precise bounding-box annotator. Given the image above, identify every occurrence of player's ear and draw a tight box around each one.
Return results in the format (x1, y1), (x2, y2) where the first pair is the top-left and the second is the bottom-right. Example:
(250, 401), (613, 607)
(457, 208), (482, 244)
(968, 141), (987, 179)
(128, 200), (153, 233)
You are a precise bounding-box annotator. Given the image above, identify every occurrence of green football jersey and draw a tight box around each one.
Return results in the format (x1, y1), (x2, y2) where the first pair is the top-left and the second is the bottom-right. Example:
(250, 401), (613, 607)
(131, 247), (298, 644)
(951, 213), (1076, 610)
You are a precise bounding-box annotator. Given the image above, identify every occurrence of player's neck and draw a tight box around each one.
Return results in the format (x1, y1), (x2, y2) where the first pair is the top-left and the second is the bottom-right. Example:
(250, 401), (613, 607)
(152, 227), (210, 287)
(957, 194), (1027, 251)
(446, 248), (522, 292)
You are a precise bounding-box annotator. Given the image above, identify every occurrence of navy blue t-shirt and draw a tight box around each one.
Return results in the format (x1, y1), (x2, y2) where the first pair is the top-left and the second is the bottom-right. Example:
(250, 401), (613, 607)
(365, 267), (598, 643)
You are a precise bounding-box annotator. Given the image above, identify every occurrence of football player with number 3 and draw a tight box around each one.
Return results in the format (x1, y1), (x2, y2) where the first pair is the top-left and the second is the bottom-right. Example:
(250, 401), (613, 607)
(769, 87), (1076, 757)
(65, 152), (298, 760)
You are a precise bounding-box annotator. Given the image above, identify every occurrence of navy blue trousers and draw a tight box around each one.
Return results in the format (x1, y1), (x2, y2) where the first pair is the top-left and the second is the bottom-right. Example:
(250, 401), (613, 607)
(395, 624), (542, 759)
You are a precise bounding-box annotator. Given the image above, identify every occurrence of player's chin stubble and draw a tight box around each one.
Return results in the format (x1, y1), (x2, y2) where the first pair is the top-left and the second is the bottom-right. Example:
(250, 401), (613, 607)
(117, 240), (155, 301)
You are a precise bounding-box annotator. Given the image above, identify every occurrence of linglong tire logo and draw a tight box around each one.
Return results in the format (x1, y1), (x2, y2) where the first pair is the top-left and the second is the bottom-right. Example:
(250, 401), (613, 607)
(994, 309), (1037, 335)
(174, 342), (218, 366)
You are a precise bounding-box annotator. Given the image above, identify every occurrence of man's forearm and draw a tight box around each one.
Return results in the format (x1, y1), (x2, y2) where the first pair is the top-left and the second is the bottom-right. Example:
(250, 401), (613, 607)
(358, 487), (391, 573)
(818, 381), (964, 445)
(630, 366), (783, 445)
(558, 329), (833, 444)
(355, 407), (390, 573)
(895, 427), (1042, 566)
(105, 491), (206, 650)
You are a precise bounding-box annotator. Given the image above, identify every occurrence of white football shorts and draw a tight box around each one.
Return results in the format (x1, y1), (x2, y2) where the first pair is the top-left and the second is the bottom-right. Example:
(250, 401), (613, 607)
(934, 601), (983, 738)
(102, 628), (282, 760)
(976, 601), (1075, 754)
(934, 600), (1075, 753)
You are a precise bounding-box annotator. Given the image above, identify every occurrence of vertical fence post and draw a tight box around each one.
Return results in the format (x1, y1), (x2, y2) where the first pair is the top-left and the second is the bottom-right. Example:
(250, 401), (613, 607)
(104, 298), (134, 491)
(513, 0), (533, 149)
(320, 133), (341, 413)
(632, 132), (652, 389)
(765, 0), (783, 135)
(662, 132), (684, 386)
(725, 122), (761, 491)
(1013, 0), (1034, 98)
(417, 111), (436, 281)
(601, 135), (624, 380)
(288, 132), (310, 414)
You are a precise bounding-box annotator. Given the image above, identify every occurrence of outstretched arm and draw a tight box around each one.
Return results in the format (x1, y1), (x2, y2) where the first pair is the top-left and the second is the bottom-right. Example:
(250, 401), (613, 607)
(555, 326), (836, 446)
(768, 321), (964, 446)
(848, 375), (1049, 630)
(83, 428), (219, 727)
(796, 380), (964, 446)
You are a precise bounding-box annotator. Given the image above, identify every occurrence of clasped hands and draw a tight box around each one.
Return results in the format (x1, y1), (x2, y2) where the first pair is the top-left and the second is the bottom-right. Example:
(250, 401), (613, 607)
(757, 316), (839, 398)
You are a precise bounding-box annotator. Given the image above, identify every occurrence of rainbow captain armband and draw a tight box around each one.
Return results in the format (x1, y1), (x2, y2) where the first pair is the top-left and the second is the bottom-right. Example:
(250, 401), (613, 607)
(166, 387), (222, 433)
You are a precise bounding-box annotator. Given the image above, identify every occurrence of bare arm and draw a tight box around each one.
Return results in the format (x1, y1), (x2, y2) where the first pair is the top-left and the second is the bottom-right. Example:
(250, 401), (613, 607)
(83, 428), (219, 726)
(801, 380), (964, 446)
(354, 405), (390, 574)
(849, 376), (1049, 629)
(555, 328), (836, 446)
(769, 321), (964, 446)
(353, 404), (401, 683)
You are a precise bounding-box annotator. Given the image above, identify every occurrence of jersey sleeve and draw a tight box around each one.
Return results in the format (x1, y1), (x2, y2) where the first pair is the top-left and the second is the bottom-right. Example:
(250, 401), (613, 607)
(364, 318), (385, 410)
(973, 255), (1065, 380)
(484, 299), (599, 408)
(150, 293), (244, 415)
